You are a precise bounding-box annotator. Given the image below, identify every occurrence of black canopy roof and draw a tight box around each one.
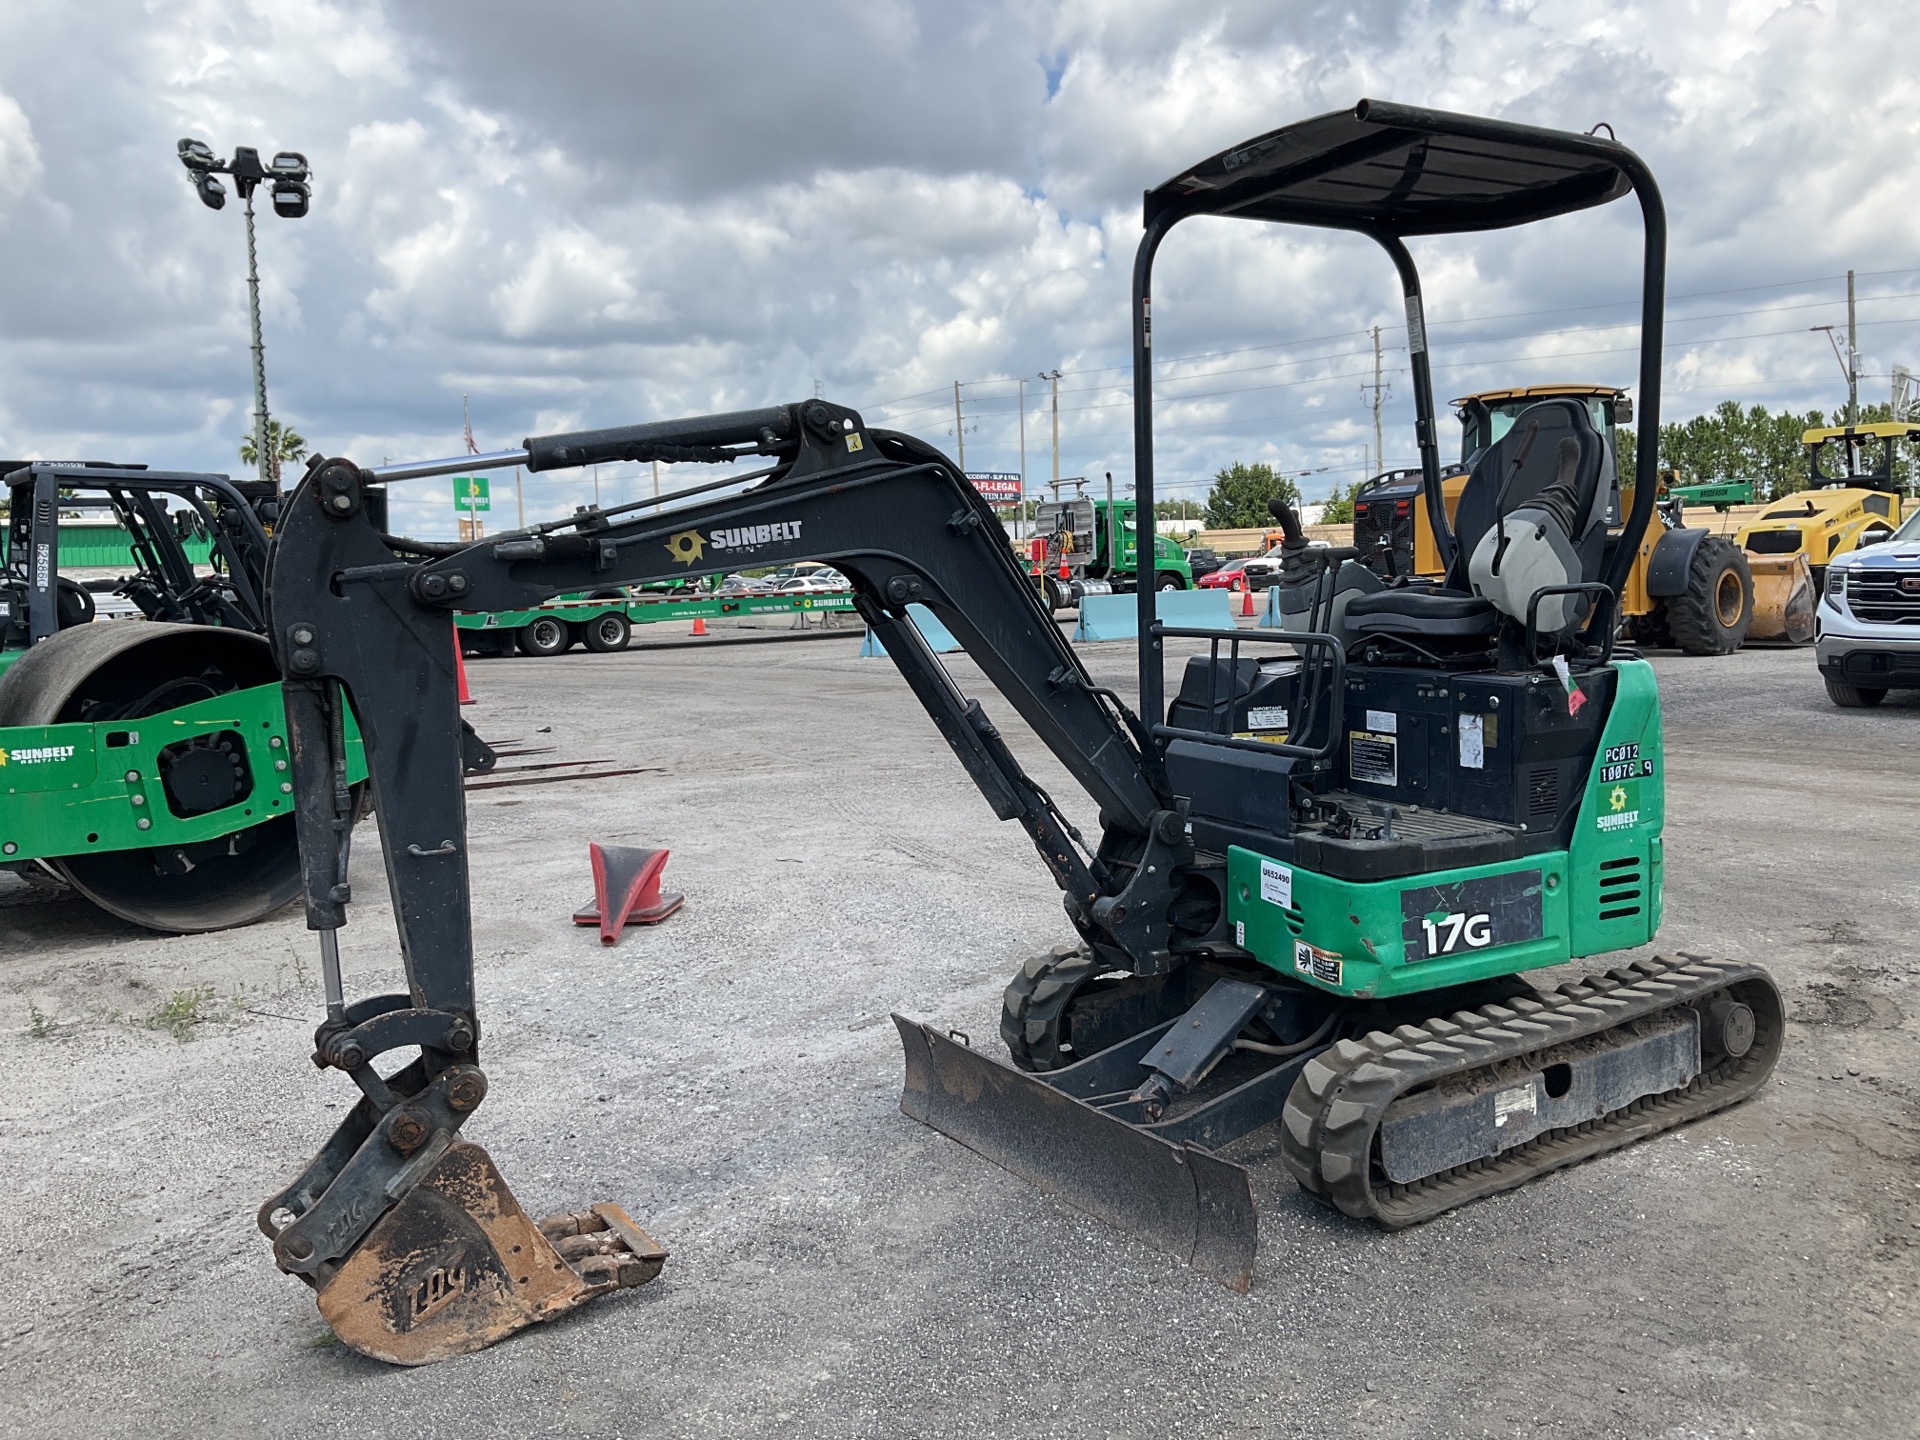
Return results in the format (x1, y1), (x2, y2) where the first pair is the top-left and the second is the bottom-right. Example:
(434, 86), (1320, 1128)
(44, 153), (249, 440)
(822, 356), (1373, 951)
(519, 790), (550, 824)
(1143, 99), (1634, 237)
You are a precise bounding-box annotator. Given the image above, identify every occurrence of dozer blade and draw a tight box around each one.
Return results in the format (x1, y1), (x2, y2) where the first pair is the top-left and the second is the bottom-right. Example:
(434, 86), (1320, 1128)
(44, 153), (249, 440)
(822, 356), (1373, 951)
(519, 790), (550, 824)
(893, 1017), (1258, 1290)
(316, 1141), (666, 1366)
(1746, 553), (1816, 644)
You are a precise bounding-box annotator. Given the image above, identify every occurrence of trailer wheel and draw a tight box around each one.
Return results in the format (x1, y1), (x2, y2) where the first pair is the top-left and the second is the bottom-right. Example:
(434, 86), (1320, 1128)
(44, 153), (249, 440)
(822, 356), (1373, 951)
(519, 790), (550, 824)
(516, 615), (572, 657)
(582, 611), (631, 653)
(1043, 578), (1067, 612)
(1823, 674), (1887, 708)
(1665, 536), (1752, 655)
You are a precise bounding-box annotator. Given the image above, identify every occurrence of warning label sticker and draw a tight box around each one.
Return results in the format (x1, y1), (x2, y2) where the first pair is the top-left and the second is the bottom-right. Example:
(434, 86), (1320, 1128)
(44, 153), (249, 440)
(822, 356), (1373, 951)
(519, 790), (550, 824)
(1293, 940), (1343, 988)
(1246, 705), (1289, 732)
(1349, 730), (1398, 786)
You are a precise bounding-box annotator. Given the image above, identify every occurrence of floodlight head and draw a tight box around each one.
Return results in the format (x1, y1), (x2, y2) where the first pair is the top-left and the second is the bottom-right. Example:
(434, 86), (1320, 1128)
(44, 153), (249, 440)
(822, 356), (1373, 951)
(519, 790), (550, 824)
(195, 171), (228, 211)
(177, 137), (219, 173)
(227, 146), (266, 198)
(271, 179), (310, 219)
(269, 151), (309, 181)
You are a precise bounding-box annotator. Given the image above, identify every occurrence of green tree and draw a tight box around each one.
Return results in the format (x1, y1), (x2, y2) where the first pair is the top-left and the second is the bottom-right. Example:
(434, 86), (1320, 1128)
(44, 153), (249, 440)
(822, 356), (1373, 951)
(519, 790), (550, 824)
(238, 419), (309, 482)
(1204, 462), (1301, 528)
(1319, 479), (1363, 525)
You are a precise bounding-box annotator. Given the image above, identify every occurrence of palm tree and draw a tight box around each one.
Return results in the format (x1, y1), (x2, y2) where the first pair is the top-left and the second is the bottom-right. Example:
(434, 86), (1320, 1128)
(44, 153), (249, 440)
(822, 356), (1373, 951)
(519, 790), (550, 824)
(239, 420), (309, 482)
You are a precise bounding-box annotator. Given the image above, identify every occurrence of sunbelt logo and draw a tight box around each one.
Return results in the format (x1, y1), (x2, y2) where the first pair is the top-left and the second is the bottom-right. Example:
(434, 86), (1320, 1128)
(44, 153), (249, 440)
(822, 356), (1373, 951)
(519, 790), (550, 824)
(0, 744), (76, 766)
(1596, 780), (1640, 832)
(664, 519), (803, 566)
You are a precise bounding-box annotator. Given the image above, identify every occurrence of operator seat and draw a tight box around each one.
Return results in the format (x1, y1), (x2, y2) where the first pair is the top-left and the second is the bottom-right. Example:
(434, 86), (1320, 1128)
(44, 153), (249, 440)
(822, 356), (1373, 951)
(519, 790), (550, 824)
(1343, 398), (1608, 641)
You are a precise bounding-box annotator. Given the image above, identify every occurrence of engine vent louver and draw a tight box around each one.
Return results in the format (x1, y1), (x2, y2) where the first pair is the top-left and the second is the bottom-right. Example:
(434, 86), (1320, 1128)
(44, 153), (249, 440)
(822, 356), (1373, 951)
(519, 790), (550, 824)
(1597, 855), (1643, 921)
(1526, 767), (1559, 819)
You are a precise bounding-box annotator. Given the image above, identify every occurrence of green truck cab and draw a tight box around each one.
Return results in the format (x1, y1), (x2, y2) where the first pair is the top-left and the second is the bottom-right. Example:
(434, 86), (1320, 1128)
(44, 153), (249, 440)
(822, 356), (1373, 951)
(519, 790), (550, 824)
(1032, 495), (1192, 609)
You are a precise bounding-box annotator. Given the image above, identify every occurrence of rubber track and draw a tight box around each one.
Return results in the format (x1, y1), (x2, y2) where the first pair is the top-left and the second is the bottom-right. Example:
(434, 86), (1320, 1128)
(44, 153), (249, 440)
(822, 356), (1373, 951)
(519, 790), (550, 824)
(1000, 944), (1097, 1072)
(1279, 954), (1783, 1227)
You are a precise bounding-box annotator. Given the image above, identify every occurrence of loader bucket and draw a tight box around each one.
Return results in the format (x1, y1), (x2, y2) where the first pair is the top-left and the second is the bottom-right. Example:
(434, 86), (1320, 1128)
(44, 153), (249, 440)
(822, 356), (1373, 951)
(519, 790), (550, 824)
(893, 1017), (1258, 1290)
(314, 1140), (666, 1365)
(1745, 553), (1816, 643)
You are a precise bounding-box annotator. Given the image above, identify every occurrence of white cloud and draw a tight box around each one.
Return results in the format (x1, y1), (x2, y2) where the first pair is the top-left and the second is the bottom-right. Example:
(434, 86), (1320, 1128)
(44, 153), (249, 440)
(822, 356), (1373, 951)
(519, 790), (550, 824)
(0, 0), (1914, 530)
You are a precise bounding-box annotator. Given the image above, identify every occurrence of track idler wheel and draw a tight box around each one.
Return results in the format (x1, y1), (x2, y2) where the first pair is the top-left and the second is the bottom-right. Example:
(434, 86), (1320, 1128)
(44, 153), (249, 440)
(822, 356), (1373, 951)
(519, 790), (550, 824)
(0, 622), (303, 932)
(315, 1141), (665, 1366)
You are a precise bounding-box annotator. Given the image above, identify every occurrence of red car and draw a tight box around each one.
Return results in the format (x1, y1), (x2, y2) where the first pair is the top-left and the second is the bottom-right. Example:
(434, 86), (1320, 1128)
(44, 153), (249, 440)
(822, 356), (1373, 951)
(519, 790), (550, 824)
(1196, 556), (1276, 592)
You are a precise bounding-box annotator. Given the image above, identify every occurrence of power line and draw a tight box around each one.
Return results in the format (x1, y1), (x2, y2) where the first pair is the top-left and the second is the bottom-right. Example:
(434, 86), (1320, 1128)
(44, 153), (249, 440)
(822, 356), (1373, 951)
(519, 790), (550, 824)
(864, 276), (1920, 419)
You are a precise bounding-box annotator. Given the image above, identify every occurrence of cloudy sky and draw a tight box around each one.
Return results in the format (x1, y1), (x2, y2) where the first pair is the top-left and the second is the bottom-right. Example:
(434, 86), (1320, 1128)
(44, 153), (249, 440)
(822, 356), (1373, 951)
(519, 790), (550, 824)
(0, 0), (1914, 534)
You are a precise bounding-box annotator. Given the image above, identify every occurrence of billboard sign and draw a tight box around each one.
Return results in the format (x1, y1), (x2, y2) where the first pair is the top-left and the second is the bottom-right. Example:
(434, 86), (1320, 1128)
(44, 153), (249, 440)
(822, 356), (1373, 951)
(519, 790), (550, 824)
(451, 476), (491, 511)
(967, 472), (1023, 504)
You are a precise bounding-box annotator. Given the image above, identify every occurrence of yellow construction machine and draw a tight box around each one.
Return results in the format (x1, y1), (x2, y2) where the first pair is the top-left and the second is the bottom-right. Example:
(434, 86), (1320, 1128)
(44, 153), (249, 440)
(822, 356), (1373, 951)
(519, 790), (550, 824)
(1353, 385), (1764, 653)
(1734, 421), (1913, 635)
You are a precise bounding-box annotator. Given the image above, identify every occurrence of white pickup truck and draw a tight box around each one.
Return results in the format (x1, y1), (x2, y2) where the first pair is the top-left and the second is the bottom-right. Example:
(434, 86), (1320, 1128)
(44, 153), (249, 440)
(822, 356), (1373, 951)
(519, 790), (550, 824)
(1816, 505), (1920, 707)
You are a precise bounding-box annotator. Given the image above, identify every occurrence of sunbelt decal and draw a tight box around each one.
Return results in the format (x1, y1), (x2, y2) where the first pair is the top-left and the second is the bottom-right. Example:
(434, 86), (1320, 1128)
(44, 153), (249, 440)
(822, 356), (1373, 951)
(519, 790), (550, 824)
(0, 744), (76, 766)
(1597, 781), (1641, 832)
(665, 520), (804, 566)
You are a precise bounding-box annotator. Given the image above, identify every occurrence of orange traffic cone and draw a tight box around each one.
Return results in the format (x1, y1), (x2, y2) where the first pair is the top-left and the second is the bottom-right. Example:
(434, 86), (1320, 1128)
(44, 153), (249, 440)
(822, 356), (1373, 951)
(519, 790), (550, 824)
(1241, 584), (1256, 618)
(454, 633), (474, 705)
(691, 616), (707, 637)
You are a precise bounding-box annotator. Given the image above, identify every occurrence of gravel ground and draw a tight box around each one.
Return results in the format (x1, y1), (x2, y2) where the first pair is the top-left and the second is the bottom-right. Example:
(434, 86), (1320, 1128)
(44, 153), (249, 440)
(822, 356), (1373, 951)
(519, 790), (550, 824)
(0, 629), (1914, 1439)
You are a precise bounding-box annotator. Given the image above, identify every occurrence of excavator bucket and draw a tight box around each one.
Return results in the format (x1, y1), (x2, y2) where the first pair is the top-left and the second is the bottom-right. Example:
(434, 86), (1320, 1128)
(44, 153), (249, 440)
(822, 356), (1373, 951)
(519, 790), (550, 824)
(313, 1141), (666, 1366)
(1745, 553), (1816, 643)
(893, 1017), (1260, 1290)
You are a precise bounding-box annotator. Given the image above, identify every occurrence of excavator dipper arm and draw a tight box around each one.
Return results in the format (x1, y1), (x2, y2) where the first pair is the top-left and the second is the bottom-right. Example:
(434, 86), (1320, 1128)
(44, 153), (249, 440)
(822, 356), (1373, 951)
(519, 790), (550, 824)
(260, 400), (1196, 1362)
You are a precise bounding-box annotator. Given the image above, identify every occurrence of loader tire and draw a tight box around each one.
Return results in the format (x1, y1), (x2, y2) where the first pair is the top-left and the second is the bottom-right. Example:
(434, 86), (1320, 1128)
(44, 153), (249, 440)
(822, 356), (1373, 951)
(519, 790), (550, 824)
(1823, 674), (1886, 708)
(1665, 536), (1752, 655)
(1000, 944), (1098, 1073)
(1624, 607), (1672, 649)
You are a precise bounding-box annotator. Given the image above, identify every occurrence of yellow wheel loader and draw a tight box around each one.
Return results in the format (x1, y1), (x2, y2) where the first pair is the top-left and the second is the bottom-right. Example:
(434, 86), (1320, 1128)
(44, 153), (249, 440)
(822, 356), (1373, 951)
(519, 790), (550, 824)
(1352, 385), (1762, 653)
(1733, 421), (1914, 640)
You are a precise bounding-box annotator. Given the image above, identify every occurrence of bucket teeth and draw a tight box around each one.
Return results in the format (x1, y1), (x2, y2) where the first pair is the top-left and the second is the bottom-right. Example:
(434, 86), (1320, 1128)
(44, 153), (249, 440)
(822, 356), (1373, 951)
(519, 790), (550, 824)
(314, 1140), (666, 1366)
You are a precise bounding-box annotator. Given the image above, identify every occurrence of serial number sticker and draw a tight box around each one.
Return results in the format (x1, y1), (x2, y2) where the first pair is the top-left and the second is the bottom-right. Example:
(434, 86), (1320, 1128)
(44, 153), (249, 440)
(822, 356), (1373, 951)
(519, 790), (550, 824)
(1293, 941), (1343, 988)
(1494, 1084), (1538, 1126)
(1365, 709), (1397, 734)
(1246, 705), (1289, 731)
(1235, 920), (1245, 947)
(1349, 730), (1398, 786)
(1259, 858), (1293, 908)
(1597, 743), (1657, 784)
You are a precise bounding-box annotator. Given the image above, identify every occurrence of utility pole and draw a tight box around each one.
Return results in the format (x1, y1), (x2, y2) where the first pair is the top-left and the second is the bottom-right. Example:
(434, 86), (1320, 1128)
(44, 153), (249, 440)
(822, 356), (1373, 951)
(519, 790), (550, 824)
(1017, 377), (1027, 542)
(953, 380), (966, 471)
(1847, 268), (1859, 427)
(1039, 368), (1062, 490)
(652, 460), (661, 503)
(1362, 325), (1389, 477)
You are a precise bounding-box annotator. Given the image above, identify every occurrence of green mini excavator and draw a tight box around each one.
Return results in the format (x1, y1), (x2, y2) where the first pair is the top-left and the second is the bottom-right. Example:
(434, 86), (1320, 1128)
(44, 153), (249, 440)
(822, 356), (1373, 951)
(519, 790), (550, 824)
(253, 101), (1780, 1362)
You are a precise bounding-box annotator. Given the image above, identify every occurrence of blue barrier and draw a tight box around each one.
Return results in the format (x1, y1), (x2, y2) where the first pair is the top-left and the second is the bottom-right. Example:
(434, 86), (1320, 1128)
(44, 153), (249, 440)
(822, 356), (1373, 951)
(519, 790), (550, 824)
(1074, 588), (1237, 642)
(860, 603), (962, 656)
(1260, 585), (1284, 627)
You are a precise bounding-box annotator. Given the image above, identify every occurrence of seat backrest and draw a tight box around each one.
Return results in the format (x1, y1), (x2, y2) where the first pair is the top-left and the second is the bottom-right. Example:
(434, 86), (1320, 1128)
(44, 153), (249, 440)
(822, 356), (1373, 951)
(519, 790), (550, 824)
(1446, 398), (1607, 590)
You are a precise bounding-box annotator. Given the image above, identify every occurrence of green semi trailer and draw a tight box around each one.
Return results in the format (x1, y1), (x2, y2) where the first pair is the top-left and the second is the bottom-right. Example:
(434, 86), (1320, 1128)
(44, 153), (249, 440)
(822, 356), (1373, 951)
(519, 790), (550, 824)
(457, 589), (858, 656)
